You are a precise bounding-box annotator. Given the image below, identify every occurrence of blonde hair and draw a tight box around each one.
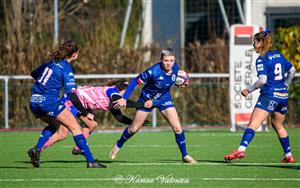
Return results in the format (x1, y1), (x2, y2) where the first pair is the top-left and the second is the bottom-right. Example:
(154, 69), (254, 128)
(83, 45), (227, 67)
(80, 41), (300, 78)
(253, 31), (273, 56)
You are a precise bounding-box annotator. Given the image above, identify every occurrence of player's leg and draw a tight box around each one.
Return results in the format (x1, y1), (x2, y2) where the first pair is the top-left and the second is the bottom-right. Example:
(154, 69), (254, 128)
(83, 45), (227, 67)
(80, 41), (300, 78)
(42, 124), (69, 151)
(109, 110), (149, 160)
(55, 108), (106, 168)
(271, 112), (296, 163)
(224, 107), (269, 161)
(160, 107), (197, 164)
(27, 118), (62, 168)
(72, 116), (98, 155)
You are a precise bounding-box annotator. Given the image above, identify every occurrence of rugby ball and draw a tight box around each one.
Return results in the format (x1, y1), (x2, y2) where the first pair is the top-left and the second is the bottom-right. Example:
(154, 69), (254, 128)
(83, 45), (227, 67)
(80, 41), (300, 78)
(175, 70), (189, 86)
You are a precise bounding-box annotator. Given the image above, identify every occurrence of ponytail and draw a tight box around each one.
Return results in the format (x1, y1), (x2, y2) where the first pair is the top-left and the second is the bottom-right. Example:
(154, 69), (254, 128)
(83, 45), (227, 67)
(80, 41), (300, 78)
(48, 40), (79, 61)
(253, 30), (273, 56)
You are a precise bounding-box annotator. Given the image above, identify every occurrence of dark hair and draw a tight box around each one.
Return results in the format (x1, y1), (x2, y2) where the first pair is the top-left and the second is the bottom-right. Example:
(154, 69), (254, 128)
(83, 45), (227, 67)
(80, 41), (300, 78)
(106, 79), (129, 91)
(253, 30), (273, 56)
(160, 48), (175, 60)
(49, 40), (79, 61)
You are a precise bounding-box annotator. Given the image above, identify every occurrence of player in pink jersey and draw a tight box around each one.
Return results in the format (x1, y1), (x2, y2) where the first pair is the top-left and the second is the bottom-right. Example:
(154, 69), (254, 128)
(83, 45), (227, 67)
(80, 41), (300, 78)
(28, 79), (150, 156)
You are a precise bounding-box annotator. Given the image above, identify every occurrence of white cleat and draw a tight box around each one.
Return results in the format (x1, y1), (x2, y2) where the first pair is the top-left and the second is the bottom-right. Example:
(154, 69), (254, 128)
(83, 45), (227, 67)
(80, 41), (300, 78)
(182, 155), (197, 164)
(109, 144), (120, 160)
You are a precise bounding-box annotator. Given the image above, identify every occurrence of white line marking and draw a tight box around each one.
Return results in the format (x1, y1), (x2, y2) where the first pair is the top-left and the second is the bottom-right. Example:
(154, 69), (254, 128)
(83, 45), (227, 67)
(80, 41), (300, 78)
(117, 162), (300, 166)
(63, 144), (284, 148)
(0, 178), (113, 182)
(1, 178), (299, 182)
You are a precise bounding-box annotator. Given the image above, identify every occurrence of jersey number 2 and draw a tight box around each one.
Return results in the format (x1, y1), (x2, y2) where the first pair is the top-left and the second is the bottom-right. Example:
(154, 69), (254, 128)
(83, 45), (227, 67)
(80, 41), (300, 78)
(274, 63), (283, 80)
(38, 67), (53, 85)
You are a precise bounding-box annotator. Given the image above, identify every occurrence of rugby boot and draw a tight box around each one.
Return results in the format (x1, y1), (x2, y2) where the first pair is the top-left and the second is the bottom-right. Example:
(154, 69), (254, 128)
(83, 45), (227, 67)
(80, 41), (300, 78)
(109, 144), (120, 160)
(27, 146), (40, 168)
(182, 155), (197, 164)
(224, 150), (245, 162)
(280, 155), (296, 163)
(87, 161), (107, 168)
(72, 147), (84, 156)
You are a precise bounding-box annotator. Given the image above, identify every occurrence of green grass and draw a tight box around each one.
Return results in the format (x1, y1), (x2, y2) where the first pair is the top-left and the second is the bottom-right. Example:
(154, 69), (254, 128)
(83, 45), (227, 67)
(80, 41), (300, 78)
(1, 128), (300, 187)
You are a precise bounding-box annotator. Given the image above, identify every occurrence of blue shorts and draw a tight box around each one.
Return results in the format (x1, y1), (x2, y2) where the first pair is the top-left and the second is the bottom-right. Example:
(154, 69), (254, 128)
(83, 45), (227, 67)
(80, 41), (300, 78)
(137, 97), (174, 112)
(30, 99), (66, 118)
(255, 95), (288, 114)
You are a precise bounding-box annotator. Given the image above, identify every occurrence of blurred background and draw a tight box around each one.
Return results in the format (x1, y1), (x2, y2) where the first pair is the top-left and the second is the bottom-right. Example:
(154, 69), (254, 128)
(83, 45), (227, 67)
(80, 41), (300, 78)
(0, 0), (299, 129)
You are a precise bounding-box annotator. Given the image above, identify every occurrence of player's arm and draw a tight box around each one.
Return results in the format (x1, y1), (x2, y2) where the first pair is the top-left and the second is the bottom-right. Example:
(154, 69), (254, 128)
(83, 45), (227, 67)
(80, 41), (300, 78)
(109, 108), (133, 125)
(241, 59), (268, 97)
(111, 94), (145, 108)
(30, 62), (49, 80)
(247, 75), (267, 93)
(109, 108), (149, 125)
(63, 64), (90, 118)
(285, 66), (296, 86)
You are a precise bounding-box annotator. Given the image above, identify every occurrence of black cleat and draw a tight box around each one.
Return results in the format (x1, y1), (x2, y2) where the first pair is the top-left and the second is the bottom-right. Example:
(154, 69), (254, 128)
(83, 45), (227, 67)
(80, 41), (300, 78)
(87, 161), (107, 168)
(72, 148), (84, 156)
(27, 146), (40, 168)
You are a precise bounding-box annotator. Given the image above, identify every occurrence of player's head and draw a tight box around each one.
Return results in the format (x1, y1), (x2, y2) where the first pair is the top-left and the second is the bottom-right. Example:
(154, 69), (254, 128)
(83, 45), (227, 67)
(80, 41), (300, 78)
(106, 79), (129, 95)
(253, 29), (273, 56)
(50, 40), (79, 62)
(160, 48), (175, 72)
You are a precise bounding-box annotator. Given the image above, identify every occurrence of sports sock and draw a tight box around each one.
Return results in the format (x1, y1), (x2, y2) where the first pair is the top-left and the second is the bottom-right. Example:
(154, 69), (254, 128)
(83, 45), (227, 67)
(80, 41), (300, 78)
(116, 127), (134, 148)
(36, 125), (56, 151)
(73, 134), (94, 162)
(74, 132), (89, 151)
(279, 136), (291, 156)
(175, 131), (188, 158)
(238, 128), (255, 151)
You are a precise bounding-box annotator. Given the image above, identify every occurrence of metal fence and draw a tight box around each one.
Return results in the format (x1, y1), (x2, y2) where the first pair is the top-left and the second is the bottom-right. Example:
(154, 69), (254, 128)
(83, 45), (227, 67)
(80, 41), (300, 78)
(1, 73), (299, 129)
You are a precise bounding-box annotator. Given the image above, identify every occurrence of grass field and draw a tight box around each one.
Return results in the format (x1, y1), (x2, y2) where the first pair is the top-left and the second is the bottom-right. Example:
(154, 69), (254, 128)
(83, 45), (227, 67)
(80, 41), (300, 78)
(0, 128), (299, 187)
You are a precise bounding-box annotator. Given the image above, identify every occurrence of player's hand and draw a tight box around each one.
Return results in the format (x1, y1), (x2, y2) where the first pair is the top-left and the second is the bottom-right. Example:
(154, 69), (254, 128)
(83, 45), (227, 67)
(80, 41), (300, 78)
(86, 113), (94, 121)
(241, 89), (250, 97)
(114, 98), (127, 108)
(144, 100), (153, 108)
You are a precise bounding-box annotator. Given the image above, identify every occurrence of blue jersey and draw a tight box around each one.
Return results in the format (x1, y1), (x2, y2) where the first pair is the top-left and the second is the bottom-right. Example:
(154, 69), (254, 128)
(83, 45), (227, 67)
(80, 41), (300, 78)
(31, 60), (77, 103)
(124, 62), (178, 101)
(256, 50), (293, 97)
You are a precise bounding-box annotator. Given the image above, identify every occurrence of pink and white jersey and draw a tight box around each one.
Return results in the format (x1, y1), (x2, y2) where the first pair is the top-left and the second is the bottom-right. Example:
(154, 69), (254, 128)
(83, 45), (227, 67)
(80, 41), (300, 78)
(76, 86), (119, 111)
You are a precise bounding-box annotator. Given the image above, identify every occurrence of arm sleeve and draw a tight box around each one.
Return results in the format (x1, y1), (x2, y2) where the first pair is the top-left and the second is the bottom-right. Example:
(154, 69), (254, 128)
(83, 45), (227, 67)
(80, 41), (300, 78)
(122, 78), (139, 100)
(285, 66), (296, 85)
(30, 62), (49, 80)
(109, 109), (133, 125)
(63, 63), (77, 94)
(111, 94), (145, 108)
(68, 93), (89, 116)
(247, 75), (267, 93)
(123, 68), (153, 100)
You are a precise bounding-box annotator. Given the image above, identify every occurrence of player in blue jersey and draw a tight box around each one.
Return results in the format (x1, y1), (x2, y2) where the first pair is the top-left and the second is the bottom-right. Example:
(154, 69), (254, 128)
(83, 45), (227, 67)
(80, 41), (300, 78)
(28, 40), (106, 168)
(109, 48), (197, 164)
(224, 30), (296, 163)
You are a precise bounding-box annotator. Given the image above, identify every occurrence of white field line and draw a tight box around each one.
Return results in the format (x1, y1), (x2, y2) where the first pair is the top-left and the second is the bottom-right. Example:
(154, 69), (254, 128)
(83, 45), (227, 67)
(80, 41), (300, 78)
(63, 144), (290, 148)
(117, 162), (300, 166)
(1, 178), (300, 182)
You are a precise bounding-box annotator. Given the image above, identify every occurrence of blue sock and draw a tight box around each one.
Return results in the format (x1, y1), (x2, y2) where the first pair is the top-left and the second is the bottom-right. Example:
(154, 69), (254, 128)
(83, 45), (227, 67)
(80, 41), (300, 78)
(36, 125), (56, 151)
(279, 136), (291, 154)
(116, 127), (134, 148)
(239, 128), (255, 148)
(73, 134), (94, 162)
(175, 131), (188, 158)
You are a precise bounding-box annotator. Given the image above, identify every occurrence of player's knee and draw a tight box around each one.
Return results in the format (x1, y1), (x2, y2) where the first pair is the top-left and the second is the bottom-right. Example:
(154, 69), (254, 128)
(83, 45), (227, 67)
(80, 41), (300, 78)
(89, 122), (98, 131)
